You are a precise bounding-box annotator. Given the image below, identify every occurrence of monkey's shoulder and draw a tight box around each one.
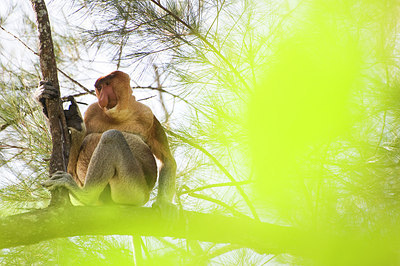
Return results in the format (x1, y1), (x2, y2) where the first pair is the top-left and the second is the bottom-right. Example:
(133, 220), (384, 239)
(131, 100), (154, 122)
(124, 101), (155, 136)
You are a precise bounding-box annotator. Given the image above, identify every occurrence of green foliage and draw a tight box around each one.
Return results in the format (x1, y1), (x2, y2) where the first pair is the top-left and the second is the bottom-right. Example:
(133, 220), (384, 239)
(250, 0), (400, 264)
(0, 78), (50, 212)
(1, 0), (400, 264)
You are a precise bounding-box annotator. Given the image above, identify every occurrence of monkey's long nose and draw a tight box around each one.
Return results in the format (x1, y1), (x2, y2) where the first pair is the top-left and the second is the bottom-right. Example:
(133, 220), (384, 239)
(98, 91), (108, 109)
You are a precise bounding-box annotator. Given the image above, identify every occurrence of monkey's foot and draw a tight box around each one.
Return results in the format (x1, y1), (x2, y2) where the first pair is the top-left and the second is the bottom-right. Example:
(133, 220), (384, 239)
(152, 200), (179, 222)
(48, 171), (72, 180)
(42, 171), (74, 190)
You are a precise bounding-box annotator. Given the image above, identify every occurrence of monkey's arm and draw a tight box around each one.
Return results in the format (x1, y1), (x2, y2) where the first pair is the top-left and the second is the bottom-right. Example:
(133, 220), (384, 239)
(35, 83), (86, 184)
(64, 97), (86, 185)
(148, 117), (177, 206)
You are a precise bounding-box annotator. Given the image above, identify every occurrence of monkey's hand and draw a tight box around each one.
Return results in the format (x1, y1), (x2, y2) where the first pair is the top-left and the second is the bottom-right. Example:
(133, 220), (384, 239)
(64, 96), (85, 134)
(34, 81), (59, 117)
(152, 199), (179, 221)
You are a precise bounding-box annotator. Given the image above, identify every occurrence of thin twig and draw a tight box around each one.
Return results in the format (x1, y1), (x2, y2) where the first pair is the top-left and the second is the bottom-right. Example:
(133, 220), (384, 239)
(206, 244), (242, 260)
(149, 0), (250, 91)
(0, 26), (39, 55)
(57, 69), (94, 95)
(0, 26), (93, 95)
(116, 15), (129, 70)
(154, 65), (170, 126)
(0, 144), (29, 150)
(188, 192), (248, 219)
(167, 130), (260, 221)
(178, 180), (252, 196)
(137, 95), (157, 101)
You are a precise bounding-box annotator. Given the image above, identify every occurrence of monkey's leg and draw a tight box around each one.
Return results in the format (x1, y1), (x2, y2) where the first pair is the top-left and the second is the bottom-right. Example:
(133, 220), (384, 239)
(83, 129), (150, 205)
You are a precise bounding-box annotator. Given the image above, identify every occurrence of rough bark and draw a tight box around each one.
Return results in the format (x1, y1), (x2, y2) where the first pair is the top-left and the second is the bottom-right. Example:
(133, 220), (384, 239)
(30, 0), (71, 206)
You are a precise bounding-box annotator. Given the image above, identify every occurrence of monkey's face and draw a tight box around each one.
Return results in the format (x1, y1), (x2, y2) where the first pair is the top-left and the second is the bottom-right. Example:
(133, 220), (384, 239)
(94, 71), (134, 121)
(95, 82), (118, 111)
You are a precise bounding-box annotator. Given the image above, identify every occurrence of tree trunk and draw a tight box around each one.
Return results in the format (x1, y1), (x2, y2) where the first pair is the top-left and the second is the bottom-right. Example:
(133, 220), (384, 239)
(30, 0), (71, 206)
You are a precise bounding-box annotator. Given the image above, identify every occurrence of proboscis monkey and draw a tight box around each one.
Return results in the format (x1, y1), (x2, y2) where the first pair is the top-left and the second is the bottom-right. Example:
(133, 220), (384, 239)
(36, 71), (176, 210)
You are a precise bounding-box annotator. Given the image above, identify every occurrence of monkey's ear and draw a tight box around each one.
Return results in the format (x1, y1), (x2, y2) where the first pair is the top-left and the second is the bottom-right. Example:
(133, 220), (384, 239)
(64, 96), (84, 132)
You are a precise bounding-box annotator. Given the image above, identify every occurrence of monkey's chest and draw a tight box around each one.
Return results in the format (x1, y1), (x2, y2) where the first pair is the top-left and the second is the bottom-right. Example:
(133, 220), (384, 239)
(88, 119), (151, 140)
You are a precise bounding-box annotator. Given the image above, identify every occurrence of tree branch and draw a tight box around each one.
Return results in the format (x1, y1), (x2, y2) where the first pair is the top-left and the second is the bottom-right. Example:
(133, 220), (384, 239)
(0, 206), (389, 263)
(31, 0), (71, 206)
(0, 206), (300, 255)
